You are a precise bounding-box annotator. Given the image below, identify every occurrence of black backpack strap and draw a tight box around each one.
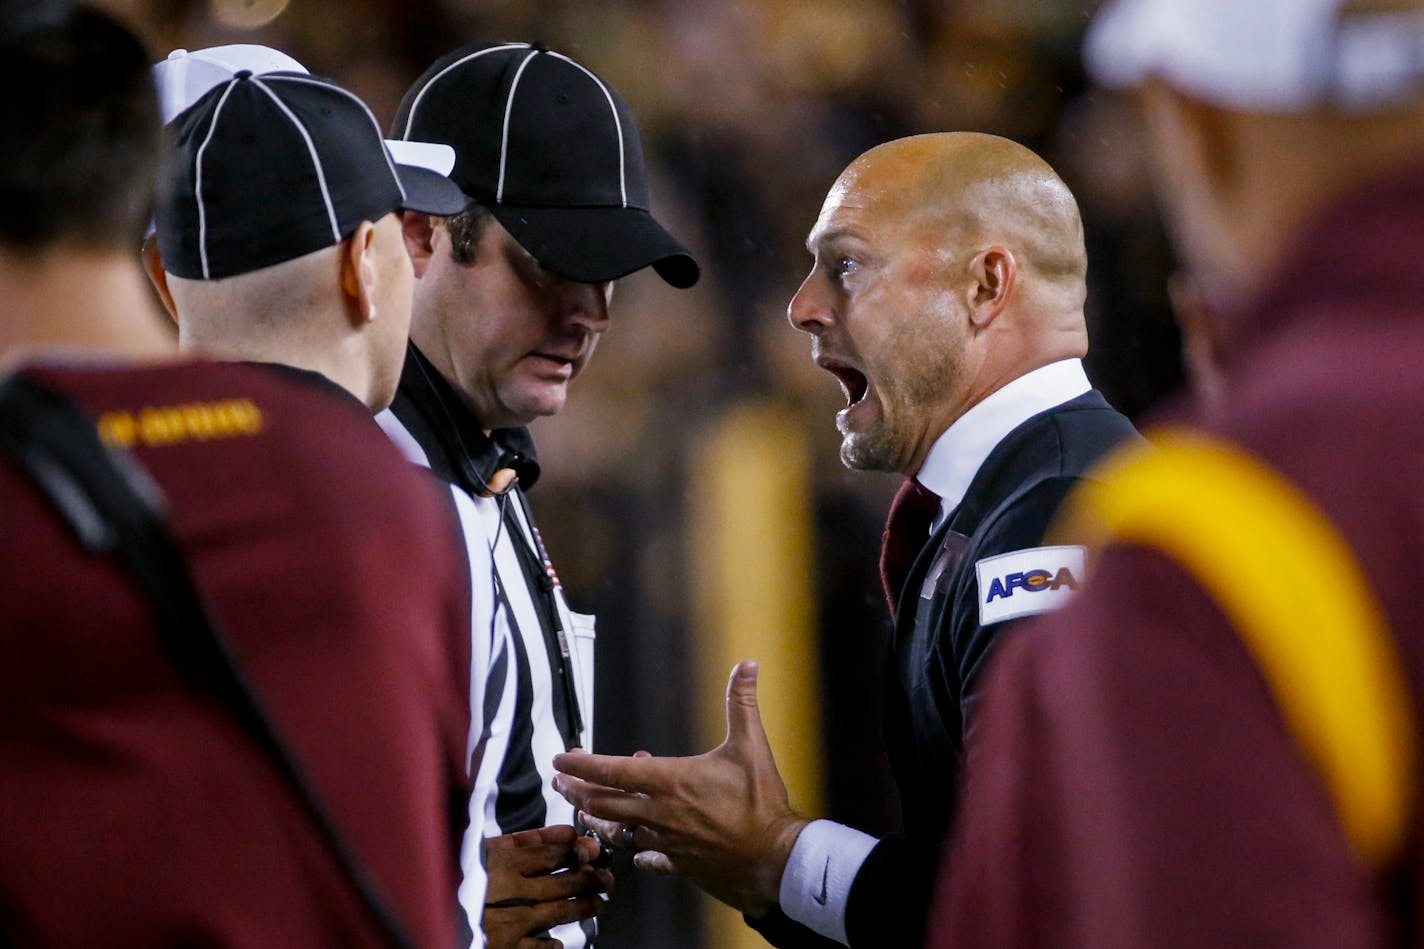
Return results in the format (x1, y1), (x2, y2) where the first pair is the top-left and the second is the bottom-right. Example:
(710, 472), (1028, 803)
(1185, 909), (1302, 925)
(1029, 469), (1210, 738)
(0, 374), (416, 949)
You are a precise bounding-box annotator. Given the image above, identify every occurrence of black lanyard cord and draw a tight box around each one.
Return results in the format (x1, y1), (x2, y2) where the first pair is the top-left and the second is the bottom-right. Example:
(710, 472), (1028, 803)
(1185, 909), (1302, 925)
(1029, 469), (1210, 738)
(501, 492), (584, 748)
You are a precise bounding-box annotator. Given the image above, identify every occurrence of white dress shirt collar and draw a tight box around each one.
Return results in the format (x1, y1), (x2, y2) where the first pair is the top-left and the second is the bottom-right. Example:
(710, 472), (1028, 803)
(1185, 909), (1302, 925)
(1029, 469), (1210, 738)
(916, 358), (1092, 525)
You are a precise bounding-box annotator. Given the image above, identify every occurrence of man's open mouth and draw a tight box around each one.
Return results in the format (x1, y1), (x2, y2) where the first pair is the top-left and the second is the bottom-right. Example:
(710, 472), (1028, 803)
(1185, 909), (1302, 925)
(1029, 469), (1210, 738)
(817, 358), (869, 407)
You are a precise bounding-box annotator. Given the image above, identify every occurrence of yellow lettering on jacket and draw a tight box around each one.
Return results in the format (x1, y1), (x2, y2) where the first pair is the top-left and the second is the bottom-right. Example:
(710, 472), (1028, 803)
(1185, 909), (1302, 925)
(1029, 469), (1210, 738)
(96, 399), (264, 448)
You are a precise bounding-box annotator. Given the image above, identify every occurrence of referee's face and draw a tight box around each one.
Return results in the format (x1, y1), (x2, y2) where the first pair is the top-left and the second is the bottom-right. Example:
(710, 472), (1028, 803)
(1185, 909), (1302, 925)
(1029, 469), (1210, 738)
(410, 216), (613, 430)
(789, 151), (972, 478)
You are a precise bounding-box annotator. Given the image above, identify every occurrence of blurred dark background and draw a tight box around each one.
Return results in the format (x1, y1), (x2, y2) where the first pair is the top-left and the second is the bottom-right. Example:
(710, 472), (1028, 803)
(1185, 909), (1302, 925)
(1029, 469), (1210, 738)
(100, 1), (1183, 944)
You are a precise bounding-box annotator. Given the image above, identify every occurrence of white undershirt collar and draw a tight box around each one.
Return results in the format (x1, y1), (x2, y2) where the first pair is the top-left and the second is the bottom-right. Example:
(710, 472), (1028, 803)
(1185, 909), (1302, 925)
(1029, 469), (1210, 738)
(915, 358), (1091, 527)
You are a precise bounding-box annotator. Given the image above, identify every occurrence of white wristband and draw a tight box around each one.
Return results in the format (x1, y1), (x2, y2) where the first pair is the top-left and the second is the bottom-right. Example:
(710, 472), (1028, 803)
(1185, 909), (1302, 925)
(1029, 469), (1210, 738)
(779, 819), (878, 946)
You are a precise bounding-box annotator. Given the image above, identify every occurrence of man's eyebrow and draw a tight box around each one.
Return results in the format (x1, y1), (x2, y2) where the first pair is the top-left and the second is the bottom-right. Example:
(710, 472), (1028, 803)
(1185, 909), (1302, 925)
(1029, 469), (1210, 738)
(806, 227), (866, 255)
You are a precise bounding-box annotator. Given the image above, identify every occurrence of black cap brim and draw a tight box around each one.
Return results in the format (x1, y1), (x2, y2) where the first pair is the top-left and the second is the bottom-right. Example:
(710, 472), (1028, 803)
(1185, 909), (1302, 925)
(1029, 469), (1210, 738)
(395, 163), (469, 217)
(489, 204), (700, 288)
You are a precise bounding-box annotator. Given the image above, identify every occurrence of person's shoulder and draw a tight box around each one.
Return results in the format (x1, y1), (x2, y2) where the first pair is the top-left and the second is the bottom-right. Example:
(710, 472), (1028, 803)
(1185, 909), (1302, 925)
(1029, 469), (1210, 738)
(977, 474), (1080, 544)
(965, 477), (1087, 622)
(973, 405), (1125, 557)
(972, 391), (1140, 506)
(36, 358), (440, 512)
(25, 357), (376, 440)
(1041, 389), (1143, 476)
(227, 366), (467, 579)
(220, 362), (422, 475)
(222, 361), (385, 430)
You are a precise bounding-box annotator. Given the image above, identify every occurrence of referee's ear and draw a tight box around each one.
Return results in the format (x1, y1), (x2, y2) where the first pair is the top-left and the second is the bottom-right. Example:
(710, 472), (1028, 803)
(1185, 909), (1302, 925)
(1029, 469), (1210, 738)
(340, 219), (381, 327)
(402, 211), (436, 279)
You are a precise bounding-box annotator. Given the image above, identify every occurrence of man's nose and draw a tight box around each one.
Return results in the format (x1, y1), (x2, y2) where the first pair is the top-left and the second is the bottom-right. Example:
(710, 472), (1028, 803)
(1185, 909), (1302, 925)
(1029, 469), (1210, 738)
(562, 281), (613, 334)
(787, 271), (832, 335)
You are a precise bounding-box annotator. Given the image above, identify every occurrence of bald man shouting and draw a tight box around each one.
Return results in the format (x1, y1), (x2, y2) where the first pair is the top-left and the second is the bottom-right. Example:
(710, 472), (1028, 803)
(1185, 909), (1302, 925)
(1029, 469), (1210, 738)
(553, 133), (1140, 946)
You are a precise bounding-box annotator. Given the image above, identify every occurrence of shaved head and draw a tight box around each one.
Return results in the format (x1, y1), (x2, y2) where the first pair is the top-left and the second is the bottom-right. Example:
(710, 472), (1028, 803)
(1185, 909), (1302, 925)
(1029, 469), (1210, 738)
(165, 213), (414, 411)
(791, 132), (1092, 476)
(170, 246), (341, 339)
(832, 133), (1088, 313)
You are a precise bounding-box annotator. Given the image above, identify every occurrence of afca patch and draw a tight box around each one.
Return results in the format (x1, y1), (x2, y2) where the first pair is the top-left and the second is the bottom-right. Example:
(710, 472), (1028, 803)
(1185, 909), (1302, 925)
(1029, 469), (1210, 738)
(975, 545), (1085, 626)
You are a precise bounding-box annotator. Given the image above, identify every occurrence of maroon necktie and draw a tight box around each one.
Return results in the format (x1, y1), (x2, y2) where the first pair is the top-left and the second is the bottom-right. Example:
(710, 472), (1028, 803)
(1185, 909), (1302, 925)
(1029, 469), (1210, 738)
(880, 478), (941, 618)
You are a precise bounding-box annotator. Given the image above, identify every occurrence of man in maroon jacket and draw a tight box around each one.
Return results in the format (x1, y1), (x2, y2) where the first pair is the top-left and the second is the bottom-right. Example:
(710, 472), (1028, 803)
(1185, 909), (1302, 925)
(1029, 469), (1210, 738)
(0, 6), (476, 945)
(931, 0), (1424, 946)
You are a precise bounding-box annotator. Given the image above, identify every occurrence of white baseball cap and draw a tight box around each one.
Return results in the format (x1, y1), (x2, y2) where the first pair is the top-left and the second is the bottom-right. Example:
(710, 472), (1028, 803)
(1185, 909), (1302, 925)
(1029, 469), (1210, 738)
(1086, 0), (1424, 113)
(145, 46), (458, 239)
(154, 45), (309, 123)
(152, 46), (455, 176)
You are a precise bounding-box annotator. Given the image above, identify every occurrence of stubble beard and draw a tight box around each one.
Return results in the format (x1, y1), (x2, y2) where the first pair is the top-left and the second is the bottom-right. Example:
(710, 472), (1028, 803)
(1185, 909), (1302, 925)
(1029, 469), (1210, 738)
(838, 325), (966, 475)
(838, 420), (899, 473)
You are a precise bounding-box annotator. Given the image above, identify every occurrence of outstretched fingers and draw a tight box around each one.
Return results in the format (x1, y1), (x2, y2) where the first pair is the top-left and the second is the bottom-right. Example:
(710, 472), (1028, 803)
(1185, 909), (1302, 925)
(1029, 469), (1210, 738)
(553, 772), (657, 828)
(553, 750), (666, 795)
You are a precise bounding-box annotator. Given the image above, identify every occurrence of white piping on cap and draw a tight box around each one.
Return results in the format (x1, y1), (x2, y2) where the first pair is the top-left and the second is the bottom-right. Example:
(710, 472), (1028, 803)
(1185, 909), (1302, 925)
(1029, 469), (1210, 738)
(192, 78), (241, 280)
(496, 49), (540, 203)
(250, 76), (341, 247)
(551, 52), (626, 208)
(399, 43), (530, 141)
(266, 73), (406, 204)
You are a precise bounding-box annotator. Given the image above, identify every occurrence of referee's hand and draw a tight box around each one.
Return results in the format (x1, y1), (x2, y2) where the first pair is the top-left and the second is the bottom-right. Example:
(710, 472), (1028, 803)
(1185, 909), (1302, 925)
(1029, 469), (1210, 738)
(552, 660), (810, 917)
(482, 825), (611, 949)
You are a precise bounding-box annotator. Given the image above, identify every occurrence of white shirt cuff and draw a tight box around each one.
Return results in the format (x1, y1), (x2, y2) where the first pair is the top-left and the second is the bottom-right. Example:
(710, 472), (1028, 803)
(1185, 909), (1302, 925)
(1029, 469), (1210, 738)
(779, 819), (878, 945)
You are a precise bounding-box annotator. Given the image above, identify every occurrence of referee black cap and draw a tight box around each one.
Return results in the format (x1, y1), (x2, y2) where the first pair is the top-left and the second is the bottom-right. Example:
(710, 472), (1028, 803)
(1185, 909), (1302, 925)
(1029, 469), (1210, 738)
(391, 42), (699, 289)
(157, 71), (467, 280)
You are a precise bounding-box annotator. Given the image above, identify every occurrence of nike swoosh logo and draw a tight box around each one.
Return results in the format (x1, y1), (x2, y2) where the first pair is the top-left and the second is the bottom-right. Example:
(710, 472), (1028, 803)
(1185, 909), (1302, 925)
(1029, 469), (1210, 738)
(813, 856), (830, 906)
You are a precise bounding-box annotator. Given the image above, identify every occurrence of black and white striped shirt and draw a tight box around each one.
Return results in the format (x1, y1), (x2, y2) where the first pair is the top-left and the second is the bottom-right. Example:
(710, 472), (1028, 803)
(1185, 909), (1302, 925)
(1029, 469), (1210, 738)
(377, 344), (595, 949)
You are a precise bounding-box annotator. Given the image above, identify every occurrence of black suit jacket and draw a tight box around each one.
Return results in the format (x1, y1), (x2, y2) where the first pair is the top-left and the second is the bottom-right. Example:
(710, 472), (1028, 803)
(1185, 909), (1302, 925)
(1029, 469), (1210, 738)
(751, 390), (1140, 948)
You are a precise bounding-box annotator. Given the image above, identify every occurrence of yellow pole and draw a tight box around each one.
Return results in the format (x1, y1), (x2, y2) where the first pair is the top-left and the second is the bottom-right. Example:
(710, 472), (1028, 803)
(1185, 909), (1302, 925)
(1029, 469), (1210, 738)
(688, 400), (823, 949)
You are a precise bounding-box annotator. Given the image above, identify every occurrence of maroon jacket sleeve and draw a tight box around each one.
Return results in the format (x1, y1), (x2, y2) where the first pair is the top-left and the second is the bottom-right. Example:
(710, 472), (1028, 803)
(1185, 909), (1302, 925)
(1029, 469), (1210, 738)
(931, 545), (1390, 949)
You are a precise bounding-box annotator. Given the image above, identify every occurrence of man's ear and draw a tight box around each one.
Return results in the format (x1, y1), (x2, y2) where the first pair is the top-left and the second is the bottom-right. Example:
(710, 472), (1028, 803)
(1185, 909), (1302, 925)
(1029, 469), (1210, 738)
(966, 246), (1016, 329)
(140, 235), (179, 324)
(402, 211), (437, 278)
(341, 220), (379, 327)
